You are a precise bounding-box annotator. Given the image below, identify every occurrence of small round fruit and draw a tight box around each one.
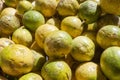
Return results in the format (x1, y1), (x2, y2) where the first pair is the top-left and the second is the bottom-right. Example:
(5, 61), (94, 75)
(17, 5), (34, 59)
(4, 0), (19, 7)
(78, 0), (101, 24)
(16, 0), (33, 15)
(41, 60), (72, 80)
(100, 0), (120, 15)
(22, 10), (45, 32)
(19, 73), (43, 80)
(70, 36), (95, 62)
(57, 0), (79, 16)
(35, 24), (59, 49)
(31, 50), (46, 72)
(0, 7), (17, 18)
(96, 25), (120, 49)
(35, 0), (57, 17)
(75, 62), (107, 80)
(0, 15), (20, 36)
(44, 30), (72, 58)
(61, 16), (83, 38)
(12, 27), (33, 47)
(0, 38), (14, 52)
(0, 44), (34, 76)
(100, 46), (120, 80)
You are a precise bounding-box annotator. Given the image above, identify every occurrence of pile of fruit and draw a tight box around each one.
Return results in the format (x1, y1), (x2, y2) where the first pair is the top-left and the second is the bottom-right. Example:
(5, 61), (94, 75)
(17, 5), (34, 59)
(0, 0), (120, 80)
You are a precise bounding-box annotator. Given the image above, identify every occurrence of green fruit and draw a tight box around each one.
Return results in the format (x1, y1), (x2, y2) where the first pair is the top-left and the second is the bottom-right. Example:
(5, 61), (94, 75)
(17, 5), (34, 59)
(41, 60), (72, 80)
(100, 46), (120, 80)
(0, 15), (20, 36)
(4, 0), (19, 7)
(22, 10), (45, 32)
(44, 30), (72, 58)
(12, 27), (33, 47)
(96, 25), (120, 49)
(78, 0), (101, 24)
(70, 36), (95, 62)
(19, 73), (43, 80)
(31, 50), (46, 72)
(100, 0), (120, 15)
(0, 44), (34, 76)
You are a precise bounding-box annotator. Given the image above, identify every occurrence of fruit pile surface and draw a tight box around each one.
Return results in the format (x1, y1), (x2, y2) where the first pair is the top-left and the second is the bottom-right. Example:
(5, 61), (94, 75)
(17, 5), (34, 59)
(0, 0), (120, 80)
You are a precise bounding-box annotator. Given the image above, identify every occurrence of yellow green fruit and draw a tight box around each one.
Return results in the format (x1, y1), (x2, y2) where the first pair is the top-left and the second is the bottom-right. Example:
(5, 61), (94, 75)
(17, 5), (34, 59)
(22, 10), (45, 32)
(44, 30), (72, 58)
(41, 60), (72, 80)
(100, 46), (120, 80)
(0, 44), (34, 76)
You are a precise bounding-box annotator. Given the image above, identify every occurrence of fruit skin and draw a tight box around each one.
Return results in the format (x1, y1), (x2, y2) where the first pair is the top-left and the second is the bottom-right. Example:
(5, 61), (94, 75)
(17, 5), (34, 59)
(16, 0), (33, 15)
(0, 38), (15, 52)
(31, 50), (46, 72)
(61, 16), (83, 38)
(44, 30), (72, 58)
(35, 0), (57, 17)
(78, 0), (101, 24)
(41, 60), (72, 80)
(96, 25), (120, 49)
(75, 62), (107, 80)
(0, 44), (34, 76)
(19, 73), (43, 80)
(0, 7), (17, 18)
(22, 10), (45, 32)
(35, 24), (59, 49)
(4, 0), (19, 7)
(57, 0), (79, 16)
(100, 46), (120, 80)
(12, 27), (33, 47)
(100, 0), (120, 15)
(0, 15), (20, 36)
(70, 36), (95, 62)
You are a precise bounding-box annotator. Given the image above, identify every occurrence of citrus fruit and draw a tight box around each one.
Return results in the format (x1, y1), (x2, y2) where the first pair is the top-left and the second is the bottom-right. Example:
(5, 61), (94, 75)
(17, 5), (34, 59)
(31, 50), (46, 72)
(16, 0), (33, 16)
(96, 14), (120, 31)
(0, 7), (17, 18)
(61, 16), (83, 38)
(96, 25), (120, 49)
(78, 0), (101, 24)
(0, 15), (20, 36)
(19, 73), (43, 80)
(4, 0), (19, 7)
(41, 60), (72, 80)
(22, 10), (45, 32)
(35, 24), (59, 49)
(12, 26), (33, 47)
(35, 0), (57, 17)
(70, 36), (95, 62)
(100, 46), (120, 80)
(57, 0), (79, 16)
(75, 62), (107, 80)
(0, 44), (34, 76)
(100, 0), (120, 15)
(44, 30), (72, 58)
(0, 38), (14, 52)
